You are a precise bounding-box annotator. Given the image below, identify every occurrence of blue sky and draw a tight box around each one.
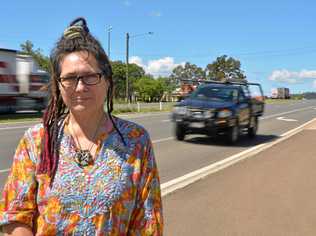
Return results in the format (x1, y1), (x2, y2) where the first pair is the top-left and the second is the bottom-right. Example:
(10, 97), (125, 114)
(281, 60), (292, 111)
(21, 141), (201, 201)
(1, 0), (316, 95)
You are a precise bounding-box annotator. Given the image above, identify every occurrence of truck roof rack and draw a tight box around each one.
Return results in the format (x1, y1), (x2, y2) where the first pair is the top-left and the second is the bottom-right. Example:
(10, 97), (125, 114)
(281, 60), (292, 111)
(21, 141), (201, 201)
(180, 78), (261, 87)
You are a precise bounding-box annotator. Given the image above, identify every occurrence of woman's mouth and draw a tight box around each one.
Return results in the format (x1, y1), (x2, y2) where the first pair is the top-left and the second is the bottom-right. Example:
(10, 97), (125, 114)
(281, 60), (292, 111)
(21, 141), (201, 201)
(73, 97), (91, 102)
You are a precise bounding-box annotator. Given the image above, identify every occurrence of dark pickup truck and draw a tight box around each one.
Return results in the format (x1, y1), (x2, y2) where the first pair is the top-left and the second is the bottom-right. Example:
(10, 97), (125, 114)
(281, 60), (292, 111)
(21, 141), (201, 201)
(171, 80), (265, 144)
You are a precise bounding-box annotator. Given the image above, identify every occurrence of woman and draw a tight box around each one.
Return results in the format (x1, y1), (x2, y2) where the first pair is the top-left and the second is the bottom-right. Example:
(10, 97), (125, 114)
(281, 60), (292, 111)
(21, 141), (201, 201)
(0, 18), (163, 235)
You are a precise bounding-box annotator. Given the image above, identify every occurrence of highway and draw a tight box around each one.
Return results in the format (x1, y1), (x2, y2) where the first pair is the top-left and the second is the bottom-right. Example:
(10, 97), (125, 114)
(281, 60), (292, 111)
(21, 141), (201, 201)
(0, 99), (316, 191)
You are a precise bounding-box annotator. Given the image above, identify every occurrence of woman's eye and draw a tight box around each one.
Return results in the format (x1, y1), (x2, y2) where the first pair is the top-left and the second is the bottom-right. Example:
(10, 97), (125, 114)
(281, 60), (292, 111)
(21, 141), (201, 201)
(65, 76), (77, 81)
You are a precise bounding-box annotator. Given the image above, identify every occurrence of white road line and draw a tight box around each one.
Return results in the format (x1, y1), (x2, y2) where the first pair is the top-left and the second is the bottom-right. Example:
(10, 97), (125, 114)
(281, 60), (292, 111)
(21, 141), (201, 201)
(152, 137), (174, 144)
(260, 106), (315, 120)
(1, 106), (315, 130)
(161, 117), (316, 197)
(276, 117), (298, 122)
(0, 120), (40, 126)
(0, 137), (174, 174)
(0, 168), (10, 174)
(280, 118), (316, 137)
(0, 125), (33, 131)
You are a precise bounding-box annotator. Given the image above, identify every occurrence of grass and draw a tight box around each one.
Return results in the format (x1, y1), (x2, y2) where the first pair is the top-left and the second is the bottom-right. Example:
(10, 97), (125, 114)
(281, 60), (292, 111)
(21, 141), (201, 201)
(264, 99), (296, 104)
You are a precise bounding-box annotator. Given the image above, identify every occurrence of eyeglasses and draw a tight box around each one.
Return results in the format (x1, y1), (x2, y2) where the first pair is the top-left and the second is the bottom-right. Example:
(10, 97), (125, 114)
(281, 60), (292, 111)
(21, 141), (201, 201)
(58, 72), (103, 88)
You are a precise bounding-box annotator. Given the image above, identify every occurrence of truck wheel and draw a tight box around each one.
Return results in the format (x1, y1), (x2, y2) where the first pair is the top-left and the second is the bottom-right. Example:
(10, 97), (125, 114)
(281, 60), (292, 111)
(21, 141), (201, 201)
(226, 123), (239, 144)
(175, 123), (186, 141)
(248, 116), (258, 138)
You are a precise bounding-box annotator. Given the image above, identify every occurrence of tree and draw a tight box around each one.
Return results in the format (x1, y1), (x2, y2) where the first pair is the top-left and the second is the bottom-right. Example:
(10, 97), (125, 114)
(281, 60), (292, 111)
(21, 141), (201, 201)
(134, 76), (165, 102)
(156, 77), (176, 93)
(111, 61), (145, 100)
(205, 55), (246, 81)
(170, 62), (205, 85)
(20, 40), (50, 72)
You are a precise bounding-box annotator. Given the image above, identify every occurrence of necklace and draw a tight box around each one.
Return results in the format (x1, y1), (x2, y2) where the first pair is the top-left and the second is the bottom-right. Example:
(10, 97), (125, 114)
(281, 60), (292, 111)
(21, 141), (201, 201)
(69, 115), (104, 168)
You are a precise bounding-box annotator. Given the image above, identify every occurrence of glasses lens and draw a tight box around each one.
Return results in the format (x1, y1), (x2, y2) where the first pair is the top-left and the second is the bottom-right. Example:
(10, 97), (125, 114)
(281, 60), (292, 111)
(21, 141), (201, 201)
(59, 73), (102, 87)
(83, 73), (101, 85)
(60, 76), (77, 87)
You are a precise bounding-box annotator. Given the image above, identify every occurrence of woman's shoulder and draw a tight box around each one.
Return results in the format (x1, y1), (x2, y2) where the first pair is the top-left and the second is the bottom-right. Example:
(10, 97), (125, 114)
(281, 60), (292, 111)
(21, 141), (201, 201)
(114, 116), (150, 142)
(13, 123), (45, 164)
(24, 123), (44, 140)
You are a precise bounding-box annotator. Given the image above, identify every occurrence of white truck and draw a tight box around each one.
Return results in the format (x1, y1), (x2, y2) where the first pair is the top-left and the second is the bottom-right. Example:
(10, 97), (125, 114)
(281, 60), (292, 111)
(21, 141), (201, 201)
(0, 48), (49, 113)
(271, 87), (290, 99)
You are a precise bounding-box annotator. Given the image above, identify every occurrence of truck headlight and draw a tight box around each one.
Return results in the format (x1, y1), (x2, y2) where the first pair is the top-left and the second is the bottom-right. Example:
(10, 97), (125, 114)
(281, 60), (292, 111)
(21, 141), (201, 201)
(173, 106), (188, 115)
(217, 109), (232, 118)
(204, 110), (214, 118)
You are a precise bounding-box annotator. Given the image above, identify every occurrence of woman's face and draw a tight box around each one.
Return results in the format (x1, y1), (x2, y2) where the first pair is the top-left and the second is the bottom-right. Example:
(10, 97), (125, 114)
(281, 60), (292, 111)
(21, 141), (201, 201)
(59, 51), (108, 114)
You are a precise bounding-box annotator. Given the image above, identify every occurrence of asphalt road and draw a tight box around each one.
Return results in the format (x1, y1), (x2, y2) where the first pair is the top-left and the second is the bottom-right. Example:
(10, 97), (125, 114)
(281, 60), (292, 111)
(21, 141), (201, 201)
(164, 118), (316, 235)
(0, 100), (316, 190)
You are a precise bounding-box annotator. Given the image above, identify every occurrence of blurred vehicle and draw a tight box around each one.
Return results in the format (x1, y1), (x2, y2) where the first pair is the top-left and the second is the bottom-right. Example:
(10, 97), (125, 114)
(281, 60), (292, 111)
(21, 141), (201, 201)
(178, 83), (197, 101)
(0, 48), (49, 113)
(271, 87), (290, 99)
(171, 79), (265, 144)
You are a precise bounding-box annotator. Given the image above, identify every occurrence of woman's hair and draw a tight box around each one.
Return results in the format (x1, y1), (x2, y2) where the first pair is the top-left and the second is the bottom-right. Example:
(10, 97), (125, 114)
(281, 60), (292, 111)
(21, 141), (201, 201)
(39, 17), (125, 184)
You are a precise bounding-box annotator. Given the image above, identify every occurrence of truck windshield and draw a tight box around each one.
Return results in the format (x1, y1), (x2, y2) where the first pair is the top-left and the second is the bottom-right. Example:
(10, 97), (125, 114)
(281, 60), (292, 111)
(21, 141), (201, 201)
(190, 86), (238, 102)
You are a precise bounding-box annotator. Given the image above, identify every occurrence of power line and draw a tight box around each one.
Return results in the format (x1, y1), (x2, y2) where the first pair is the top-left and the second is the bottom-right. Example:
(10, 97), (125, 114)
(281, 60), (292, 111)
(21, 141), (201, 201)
(110, 47), (316, 60)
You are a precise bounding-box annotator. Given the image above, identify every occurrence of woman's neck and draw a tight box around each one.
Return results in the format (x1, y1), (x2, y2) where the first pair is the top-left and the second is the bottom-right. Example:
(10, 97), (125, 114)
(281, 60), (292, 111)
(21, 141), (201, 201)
(68, 110), (106, 140)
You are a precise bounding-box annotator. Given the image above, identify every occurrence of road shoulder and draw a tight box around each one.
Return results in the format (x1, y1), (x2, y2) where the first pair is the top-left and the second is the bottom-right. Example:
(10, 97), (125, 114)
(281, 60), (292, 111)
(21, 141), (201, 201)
(164, 120), (316, 235)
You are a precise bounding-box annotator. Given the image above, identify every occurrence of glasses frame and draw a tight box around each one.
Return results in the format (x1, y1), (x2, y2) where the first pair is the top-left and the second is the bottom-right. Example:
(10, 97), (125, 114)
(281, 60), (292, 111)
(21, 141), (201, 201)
(58, 72), (104, 88)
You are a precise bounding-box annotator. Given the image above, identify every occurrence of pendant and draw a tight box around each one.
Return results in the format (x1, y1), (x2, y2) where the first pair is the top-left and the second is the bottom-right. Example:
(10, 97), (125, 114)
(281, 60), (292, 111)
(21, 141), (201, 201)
(74, 150), (93, 167)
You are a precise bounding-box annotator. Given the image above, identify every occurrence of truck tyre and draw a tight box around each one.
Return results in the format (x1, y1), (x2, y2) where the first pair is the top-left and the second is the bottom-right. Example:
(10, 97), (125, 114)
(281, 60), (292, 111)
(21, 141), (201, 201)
(175, 123), (186, 141)
(226, 122), (239, 144)
(248, 116), (258, 138)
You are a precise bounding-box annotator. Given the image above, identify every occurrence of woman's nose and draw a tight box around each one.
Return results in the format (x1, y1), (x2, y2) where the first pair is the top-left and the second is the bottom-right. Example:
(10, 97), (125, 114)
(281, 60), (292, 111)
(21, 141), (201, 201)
(74, 79), (87, 91)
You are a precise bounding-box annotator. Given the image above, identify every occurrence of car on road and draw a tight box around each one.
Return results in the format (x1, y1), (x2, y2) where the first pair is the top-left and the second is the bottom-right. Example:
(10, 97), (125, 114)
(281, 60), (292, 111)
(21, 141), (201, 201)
(171, 80), (265, 144)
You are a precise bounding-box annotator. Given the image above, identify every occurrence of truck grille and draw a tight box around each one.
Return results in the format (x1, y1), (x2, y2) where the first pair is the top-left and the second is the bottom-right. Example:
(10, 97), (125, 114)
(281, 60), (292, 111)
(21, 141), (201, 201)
(188, 108), (214, 119)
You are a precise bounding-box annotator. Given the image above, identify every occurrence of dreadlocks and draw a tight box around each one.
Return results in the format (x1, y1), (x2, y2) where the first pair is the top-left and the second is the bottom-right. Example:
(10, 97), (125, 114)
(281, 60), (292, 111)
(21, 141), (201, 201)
(39, 17), (126, 184)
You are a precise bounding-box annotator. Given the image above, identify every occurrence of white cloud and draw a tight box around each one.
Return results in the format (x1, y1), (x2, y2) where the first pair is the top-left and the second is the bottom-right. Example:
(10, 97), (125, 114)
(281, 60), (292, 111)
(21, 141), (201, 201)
(130, 56), (144, 67)
(268, 69), (316, 84)
(313, 80), (316, 88)
(149, 11), (162, 17)
(130, 56), (184, 77)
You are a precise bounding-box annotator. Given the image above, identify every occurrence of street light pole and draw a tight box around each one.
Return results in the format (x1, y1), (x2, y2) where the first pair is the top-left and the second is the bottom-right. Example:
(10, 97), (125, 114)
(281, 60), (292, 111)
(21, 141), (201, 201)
(107, 26), (112, 59)
(125, 31), (153, 103)
(125, 32), (129, 102)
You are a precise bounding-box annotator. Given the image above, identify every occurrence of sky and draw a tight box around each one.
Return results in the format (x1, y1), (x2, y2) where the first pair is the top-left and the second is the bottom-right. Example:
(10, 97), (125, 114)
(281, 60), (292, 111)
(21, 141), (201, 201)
(1, 0), (316, 95)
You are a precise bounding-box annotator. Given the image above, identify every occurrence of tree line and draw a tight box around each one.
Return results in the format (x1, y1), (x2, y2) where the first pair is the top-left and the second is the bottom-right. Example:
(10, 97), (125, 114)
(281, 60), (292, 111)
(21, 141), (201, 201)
(20, 40), (246, 102)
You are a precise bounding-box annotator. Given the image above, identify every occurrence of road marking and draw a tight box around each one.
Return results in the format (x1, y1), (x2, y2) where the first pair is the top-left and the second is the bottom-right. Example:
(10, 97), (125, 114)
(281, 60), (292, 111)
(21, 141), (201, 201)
(117, 112), (170, 119)
(0, 125), (33, 131)
(260, 106), (315, 120)
(280, 118), (316, 137)
(161, 117), (316, 197)
(276, 117), (298, 122)
(0, 120), (40, 126)
(0, 138), (175, 173)
(1, 106), (315, 130)
(152, 137), (174, 144)
(0, 168), (10, 174)
(161, 119), (171, 122)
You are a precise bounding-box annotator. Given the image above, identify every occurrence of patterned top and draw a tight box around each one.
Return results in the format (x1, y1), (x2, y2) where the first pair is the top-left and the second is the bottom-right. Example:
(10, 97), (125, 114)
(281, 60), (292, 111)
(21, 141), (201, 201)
(0, 117), (163, 235)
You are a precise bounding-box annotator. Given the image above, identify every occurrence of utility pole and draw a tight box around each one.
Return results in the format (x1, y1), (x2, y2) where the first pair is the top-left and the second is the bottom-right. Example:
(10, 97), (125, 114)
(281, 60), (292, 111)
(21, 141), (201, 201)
(107, 26), (112, 59)
(125, 31), (153, 103)
(125, 32), (129, 102)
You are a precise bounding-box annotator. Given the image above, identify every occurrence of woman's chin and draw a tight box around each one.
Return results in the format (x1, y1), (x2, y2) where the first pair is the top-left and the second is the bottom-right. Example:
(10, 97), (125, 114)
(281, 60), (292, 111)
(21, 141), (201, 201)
(70, 104), (93, 113)
(70, 103), (103, 114)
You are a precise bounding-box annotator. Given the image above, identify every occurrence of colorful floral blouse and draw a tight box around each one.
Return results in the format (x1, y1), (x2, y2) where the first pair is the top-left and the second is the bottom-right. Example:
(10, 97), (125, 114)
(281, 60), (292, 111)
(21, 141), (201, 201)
(0, 117), (163, 235)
